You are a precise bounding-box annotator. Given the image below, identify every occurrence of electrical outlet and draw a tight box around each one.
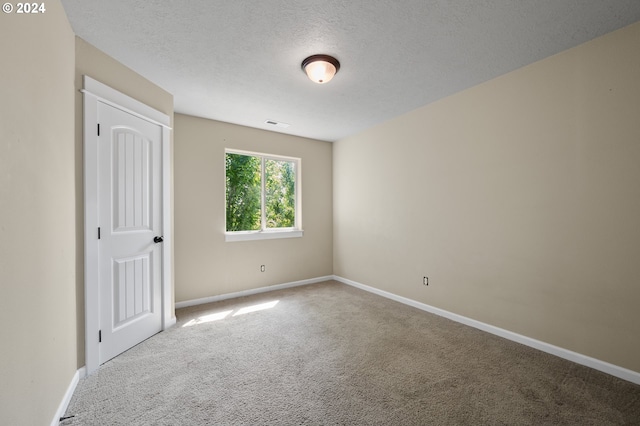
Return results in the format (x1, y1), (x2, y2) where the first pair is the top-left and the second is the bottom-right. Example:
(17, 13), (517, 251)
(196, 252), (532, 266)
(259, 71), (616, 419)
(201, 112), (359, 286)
(260, 265), (266, 272)
(423, 276), (429, 286)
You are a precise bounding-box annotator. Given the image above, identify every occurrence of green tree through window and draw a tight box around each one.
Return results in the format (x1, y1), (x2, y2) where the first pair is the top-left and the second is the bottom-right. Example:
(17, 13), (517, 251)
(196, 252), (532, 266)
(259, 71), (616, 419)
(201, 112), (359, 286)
(265, 159), (295, 228)
(226, 152), (297, 232)
(225, 153), (261, 231)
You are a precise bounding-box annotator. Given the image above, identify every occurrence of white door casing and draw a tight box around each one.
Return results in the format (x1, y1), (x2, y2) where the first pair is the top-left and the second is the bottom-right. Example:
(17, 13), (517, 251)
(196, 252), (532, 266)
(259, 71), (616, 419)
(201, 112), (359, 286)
(83, 76), (174, 375)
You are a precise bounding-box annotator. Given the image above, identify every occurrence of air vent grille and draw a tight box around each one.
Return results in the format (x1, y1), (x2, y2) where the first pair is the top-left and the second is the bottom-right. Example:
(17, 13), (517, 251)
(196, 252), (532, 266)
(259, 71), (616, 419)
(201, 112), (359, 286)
(264, 120), (290, 128)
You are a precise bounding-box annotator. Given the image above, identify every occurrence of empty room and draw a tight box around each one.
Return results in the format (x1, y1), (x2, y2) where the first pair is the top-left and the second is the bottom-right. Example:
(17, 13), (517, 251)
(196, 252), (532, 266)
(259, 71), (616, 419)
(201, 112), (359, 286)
(1, 0), (640, 424)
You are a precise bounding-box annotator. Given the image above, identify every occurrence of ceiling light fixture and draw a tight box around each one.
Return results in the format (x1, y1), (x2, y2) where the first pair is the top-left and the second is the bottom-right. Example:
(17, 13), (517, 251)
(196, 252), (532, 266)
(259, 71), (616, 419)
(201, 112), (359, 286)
(301, 54), (340, 84)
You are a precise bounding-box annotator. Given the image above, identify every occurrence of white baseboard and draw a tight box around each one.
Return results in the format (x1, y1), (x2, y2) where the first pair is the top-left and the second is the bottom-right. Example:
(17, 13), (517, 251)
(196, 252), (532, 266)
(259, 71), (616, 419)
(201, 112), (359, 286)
(51, 367), (85, 426)
(175, 276), (334, 309)
(333, 275), (640, 386)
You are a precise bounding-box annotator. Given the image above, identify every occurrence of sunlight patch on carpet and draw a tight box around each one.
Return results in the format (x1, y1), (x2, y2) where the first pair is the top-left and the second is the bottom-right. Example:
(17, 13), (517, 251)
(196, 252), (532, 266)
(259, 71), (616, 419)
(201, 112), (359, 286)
(182, 300), (280, 327)
(233, 300), (279, 316)
(182, 310), (233, 327)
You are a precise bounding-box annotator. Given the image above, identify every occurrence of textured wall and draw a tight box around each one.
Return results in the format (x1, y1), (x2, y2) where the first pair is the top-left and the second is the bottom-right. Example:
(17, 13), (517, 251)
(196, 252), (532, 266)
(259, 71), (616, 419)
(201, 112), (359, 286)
(174, 114), (333, 302)
(74, 36), (174, 367)
(333, 22), (640, 373)
(0, 1), (77, 424)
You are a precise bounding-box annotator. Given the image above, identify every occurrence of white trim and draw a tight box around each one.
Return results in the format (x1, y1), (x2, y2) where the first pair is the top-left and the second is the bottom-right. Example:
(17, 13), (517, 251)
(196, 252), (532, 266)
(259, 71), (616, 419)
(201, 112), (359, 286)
(175, 276), (333, 309)
(81, 76), (171, 129)
(225, 148), (300, 162)
(83, 76), (173, 375)
(160, 123), (176, 330)
(164, 316), (177, 328)
(225, 229), (304, 242)
(50, 367), (85, 426)
(333, 275), (640, 386)
(83, 85), (100, 375)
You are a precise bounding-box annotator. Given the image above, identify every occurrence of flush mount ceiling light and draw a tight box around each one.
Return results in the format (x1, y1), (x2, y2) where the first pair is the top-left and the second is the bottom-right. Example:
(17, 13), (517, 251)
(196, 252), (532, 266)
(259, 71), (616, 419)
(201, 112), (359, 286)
(301, 54), (340, 84)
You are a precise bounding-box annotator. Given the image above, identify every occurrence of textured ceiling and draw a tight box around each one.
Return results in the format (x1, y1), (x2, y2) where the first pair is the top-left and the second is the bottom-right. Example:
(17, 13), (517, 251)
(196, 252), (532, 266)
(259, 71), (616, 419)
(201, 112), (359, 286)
(61, 0), (640, 142)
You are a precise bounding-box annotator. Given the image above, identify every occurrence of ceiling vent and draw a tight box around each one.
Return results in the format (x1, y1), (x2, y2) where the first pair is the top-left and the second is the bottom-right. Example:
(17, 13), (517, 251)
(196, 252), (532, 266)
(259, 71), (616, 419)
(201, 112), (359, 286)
(265, 120), (290, 128)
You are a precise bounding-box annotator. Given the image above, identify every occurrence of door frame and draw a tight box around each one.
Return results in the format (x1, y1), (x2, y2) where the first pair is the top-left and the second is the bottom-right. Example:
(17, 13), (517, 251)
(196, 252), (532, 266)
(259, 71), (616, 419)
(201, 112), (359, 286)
(82, 76), (174, 375)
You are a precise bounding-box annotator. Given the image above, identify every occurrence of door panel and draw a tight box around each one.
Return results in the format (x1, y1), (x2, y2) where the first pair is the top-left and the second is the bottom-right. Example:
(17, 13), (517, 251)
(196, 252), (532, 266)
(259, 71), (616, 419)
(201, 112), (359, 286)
(113, 129), (150, 231)
(113, 254), (150, 329)
(98, 102), (162, 364)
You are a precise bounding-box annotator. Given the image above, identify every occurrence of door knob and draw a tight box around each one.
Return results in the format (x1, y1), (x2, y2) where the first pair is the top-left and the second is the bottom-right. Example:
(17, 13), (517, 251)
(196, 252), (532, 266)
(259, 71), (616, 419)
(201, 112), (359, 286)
(153, 236), (164, 243)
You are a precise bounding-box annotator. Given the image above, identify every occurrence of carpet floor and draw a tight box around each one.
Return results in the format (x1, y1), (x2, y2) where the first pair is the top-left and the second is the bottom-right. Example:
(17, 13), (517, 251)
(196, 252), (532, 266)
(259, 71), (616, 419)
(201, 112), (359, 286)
(63, 280), (640, 425)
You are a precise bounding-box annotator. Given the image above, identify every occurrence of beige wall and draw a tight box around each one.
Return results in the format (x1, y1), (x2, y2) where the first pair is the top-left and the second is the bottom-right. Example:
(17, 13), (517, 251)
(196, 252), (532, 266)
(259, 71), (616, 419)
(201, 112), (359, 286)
(334, 22), (640, 373)
(74, 37), (174, 366)
(0, 1), (77, 424)
(174, 114), (333, 302)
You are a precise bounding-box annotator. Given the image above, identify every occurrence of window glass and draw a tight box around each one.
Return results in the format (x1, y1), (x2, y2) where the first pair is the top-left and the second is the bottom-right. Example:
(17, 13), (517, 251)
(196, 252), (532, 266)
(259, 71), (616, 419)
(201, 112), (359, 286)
(225, 153), (261, 231)
(265, 158), (296, 229)
(225, 151), (299, 233)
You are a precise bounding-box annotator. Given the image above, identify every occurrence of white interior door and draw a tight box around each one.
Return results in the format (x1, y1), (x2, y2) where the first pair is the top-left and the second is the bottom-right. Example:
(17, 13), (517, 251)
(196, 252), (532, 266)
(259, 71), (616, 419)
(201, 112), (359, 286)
(97, 102), (163, 364)
(84, 76), (174, 375)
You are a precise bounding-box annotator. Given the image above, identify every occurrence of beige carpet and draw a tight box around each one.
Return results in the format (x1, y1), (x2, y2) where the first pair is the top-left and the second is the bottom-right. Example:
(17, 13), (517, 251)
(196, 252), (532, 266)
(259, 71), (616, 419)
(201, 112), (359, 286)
(63, 281), (640, 425)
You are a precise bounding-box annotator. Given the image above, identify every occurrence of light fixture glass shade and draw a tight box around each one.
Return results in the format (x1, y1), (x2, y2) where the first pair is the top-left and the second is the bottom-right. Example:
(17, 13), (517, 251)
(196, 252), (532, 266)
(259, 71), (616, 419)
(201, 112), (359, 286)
(302, 55), (340, 84)
(305, 60), (336, 84)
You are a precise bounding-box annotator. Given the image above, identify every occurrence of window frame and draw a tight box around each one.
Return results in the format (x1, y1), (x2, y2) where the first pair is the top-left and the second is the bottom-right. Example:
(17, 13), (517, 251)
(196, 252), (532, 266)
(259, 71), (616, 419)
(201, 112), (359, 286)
(224, 149), (303, 242)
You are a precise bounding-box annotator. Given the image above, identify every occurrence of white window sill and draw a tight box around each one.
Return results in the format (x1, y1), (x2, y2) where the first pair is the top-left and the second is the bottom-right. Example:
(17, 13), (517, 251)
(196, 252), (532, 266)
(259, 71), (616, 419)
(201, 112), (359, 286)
(225, 229), (304, 242)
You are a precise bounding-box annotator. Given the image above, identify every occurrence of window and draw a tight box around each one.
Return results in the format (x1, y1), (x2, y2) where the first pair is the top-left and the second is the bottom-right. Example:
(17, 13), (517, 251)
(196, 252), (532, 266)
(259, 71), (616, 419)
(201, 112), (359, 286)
(225, 150), (302, 242)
